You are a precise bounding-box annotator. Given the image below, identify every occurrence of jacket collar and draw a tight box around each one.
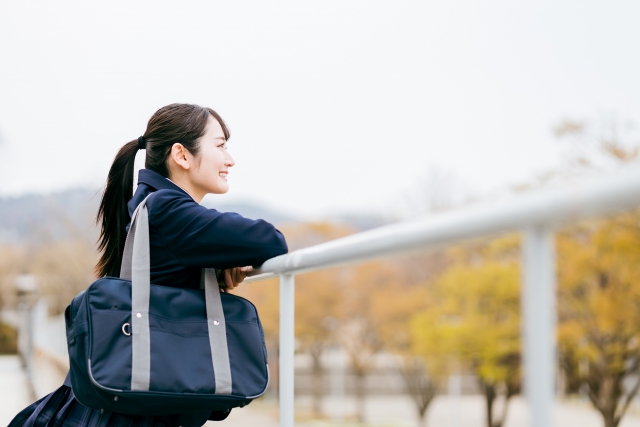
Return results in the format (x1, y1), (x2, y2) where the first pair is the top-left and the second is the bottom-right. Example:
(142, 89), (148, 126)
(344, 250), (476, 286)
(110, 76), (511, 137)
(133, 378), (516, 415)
(127, 169), (194, 220)
(137, 169), (192, 199)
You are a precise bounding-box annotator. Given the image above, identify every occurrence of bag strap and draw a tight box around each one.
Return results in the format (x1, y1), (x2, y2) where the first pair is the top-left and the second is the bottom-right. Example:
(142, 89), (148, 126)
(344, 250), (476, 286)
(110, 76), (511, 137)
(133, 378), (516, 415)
(120, 195), (232, 394)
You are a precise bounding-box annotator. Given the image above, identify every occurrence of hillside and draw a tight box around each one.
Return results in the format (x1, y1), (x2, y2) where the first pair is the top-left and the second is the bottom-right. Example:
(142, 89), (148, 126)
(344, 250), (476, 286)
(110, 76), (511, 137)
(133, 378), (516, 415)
(0, 188), (297, 244)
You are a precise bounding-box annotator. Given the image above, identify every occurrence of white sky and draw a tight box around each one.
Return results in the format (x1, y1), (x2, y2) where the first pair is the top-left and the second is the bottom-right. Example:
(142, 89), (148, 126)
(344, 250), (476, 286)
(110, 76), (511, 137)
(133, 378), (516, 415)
(1, 1), (639, 220)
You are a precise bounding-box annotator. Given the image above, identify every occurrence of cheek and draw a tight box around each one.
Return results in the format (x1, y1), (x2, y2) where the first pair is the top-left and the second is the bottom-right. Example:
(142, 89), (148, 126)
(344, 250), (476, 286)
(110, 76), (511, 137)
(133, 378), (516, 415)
(213, 150), (226, 169)
(196, 150), (224, 179)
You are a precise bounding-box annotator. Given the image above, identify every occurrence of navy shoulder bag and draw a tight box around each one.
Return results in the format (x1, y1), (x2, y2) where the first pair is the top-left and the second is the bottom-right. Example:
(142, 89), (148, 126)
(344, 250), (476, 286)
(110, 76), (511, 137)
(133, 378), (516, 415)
(64, 195), (269, 415)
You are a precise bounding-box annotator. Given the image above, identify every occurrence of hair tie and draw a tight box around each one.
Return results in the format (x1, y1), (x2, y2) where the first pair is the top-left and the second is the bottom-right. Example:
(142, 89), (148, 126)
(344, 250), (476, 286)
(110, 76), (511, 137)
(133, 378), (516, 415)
(137, 136), (146, 150)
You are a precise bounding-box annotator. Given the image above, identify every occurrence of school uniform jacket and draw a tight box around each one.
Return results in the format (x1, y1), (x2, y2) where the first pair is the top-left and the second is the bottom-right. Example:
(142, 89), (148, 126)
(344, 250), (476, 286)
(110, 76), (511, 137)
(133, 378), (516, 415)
(127, 168), (288, 289)
(10, 168), (288, 427)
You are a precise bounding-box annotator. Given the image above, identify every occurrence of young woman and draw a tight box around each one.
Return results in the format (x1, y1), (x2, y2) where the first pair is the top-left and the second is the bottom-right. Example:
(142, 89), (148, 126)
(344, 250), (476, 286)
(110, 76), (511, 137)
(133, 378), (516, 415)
(10, 103), (288, 427)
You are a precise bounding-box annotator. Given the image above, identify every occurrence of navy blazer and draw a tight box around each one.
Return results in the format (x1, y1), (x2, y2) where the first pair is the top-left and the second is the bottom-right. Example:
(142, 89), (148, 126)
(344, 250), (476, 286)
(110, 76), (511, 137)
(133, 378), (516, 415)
(126, 169), (288, 290)
(59, 170), (287, 425)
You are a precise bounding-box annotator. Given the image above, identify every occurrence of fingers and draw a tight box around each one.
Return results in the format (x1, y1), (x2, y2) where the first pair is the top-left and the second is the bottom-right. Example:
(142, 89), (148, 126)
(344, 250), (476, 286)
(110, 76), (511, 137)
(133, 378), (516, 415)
(217, 267), (254, 293)
(216, 269), (227, 292)
(225, 269), (233, 291)
(238, 266), (252, 282)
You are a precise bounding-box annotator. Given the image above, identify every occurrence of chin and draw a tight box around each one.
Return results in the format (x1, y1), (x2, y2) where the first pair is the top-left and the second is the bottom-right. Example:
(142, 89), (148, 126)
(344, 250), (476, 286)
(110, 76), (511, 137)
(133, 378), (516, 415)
(210, 185), (229, 195)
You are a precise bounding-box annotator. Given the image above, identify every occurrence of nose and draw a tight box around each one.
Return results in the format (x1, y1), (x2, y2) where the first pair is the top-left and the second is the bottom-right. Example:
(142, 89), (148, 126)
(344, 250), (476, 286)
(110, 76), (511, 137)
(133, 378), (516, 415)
(224, 150), (235, 167)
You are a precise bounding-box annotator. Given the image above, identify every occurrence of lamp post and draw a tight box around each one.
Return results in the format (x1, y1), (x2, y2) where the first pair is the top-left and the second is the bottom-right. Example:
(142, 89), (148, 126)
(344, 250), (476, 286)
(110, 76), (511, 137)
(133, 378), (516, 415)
(15, 274), (38, 399)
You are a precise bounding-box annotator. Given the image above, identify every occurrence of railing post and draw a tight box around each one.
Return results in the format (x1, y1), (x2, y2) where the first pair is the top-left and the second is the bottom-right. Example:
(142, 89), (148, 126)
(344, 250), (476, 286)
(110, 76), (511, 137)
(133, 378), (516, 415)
(279, 274), (295, 427)
(522, 226), (556, 427)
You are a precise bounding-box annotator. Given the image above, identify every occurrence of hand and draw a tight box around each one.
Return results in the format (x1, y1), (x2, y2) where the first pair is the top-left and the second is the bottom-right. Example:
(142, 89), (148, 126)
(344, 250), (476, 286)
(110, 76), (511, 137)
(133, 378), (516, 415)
(217, 266), (253, 292)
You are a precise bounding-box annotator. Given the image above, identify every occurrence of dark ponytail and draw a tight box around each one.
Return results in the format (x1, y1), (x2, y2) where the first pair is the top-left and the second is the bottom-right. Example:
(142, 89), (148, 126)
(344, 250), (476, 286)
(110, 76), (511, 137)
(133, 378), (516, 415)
(95, 103), (230, 277)
(95, 140), (139, 277)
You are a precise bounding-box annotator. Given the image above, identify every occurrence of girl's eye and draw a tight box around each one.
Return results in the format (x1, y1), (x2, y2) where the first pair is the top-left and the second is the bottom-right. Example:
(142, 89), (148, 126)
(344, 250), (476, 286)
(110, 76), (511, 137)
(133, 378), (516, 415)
(219, 142), (227, 149)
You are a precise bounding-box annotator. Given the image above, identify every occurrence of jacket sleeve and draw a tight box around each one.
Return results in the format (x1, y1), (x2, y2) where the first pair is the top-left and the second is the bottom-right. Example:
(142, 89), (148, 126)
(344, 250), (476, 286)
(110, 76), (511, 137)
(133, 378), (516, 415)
(147, 190), (288, 269)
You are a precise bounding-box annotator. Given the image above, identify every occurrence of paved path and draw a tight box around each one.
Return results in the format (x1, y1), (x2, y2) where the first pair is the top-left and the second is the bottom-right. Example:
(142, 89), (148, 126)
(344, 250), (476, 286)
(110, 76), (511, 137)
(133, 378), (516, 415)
(6, 357), (640, 427)
(294, 394), (640, 427)
(206, 400), (280, 427)
(0, 355), (31, 426)
(0, 354), (281, 427)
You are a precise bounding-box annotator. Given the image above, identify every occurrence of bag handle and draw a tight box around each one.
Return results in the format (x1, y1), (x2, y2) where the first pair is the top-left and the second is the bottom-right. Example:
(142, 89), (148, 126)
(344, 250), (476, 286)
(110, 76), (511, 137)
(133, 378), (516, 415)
(120, 195), (232, 394)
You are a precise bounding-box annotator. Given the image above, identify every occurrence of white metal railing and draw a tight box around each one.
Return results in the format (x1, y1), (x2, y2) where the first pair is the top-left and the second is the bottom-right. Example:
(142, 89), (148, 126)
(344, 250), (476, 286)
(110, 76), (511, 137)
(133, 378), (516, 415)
(246, 164), (640, 427)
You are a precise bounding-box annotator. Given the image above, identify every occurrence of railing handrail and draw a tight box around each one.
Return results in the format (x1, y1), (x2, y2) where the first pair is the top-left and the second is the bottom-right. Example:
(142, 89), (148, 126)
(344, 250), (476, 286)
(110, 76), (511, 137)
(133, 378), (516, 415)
(242, 164), (640, 427)
(246, 164), (640, 283)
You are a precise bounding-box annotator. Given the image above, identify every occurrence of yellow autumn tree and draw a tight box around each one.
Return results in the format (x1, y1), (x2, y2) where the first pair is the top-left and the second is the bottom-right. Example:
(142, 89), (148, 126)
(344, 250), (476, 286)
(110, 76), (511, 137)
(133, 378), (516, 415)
(557, 213), (640, 427)
(372, 277), (436, 427)
(551, 115), (640, 427)
(236, 221), (354, 416)
(338, 260), (401, 422)
(411, 236), (521, 427)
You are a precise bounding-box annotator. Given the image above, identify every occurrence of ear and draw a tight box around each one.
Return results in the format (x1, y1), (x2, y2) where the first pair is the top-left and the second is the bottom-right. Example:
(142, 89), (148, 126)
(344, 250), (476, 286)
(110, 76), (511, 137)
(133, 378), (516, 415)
(170, 143), (190, 170)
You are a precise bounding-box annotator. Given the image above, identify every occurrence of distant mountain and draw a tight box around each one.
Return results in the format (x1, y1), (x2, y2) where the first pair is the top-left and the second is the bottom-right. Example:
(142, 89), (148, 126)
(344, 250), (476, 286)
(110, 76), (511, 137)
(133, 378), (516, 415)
(0, 187), (390, 245)
(329, 213), (392, 231)
(200, 197), (296, 226)
(0, 188), (101, 244)
(0, 188), (298, 244)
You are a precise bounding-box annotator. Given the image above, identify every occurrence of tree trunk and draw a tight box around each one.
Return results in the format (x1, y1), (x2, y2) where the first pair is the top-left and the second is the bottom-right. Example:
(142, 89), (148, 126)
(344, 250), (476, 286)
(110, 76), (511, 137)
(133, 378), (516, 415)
(493, 386), (515, 427)
(598, 407), (618, 427)
(398, 359), (435, 427)
(355, 370), (366, 423)
(492, 384), (517, 427)
(482, 383), (496, 427)
(418, 403), (429, 427)
(602, 412), (617, 427)
(416, 389), (434, 427)
(592, 375), (621, 427)
(310, 348), (324, 418)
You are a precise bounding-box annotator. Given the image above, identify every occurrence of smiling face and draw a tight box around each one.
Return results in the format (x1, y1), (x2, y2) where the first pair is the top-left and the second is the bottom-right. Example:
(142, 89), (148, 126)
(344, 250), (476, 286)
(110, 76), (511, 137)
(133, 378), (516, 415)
(166, 115), (235, 202)
(191, 116), (235, 195)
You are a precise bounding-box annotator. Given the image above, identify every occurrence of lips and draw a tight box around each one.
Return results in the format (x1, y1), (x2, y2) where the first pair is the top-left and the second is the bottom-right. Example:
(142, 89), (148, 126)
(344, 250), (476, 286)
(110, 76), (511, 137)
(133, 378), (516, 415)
(219, 172), (228, 180)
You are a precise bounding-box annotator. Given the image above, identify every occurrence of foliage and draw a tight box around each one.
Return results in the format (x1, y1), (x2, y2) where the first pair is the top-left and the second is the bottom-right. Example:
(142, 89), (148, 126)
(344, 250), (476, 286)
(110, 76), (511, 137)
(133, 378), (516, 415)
(238, 221), (440, 423)
(0, 246), (24, 355)
(237, 217), (457, 425)
(0, 239), (97, 316)
(236, 221), (354, 416)
(339, 261), (400, 422)
(551, 116), (640, 427)
(411, 236), (521, 427)
(0, 321), (18, 354)
(31, 238), (98, 315)
(557, 213), (640, 427)
(370, 273), (436, 426)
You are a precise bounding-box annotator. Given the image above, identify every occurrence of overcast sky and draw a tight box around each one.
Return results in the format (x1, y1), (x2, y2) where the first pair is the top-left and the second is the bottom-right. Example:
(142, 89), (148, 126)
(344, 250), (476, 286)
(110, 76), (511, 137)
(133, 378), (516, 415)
(1, 1), (639, 220)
